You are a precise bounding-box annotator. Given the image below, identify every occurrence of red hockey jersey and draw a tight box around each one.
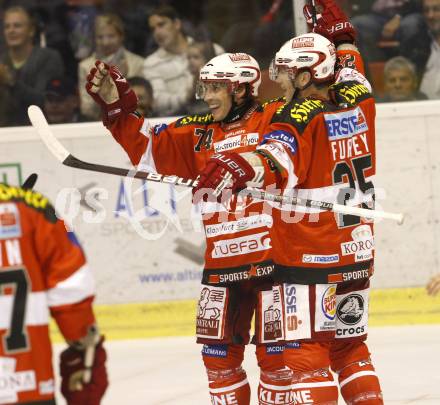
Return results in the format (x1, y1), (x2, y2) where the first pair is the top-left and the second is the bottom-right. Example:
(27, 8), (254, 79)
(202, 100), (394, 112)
(0, 184), (96, 404)
(109, 100), (283, 282)
(257, 49), (376, 284)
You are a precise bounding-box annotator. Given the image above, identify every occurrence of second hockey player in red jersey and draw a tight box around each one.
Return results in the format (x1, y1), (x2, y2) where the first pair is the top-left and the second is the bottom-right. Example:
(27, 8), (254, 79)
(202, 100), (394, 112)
(85, 53), (292, 404)
(0, 180), (107, 405)
(196, 0), (383, 403)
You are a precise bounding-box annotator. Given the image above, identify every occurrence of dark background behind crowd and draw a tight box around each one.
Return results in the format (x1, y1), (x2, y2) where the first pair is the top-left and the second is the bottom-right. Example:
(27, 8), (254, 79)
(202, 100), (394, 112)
(0, 0), (437, 127)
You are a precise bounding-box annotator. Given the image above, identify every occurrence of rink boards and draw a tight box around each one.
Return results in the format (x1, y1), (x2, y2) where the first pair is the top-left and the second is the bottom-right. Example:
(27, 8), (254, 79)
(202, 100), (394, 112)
(0, 101), (440, 318)
(47, 286), (440, 341)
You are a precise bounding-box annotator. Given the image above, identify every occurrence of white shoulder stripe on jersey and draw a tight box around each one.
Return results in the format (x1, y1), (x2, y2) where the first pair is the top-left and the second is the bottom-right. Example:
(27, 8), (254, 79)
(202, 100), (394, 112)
(138, 131), (157, 174)
(139, 118), (151, 138)
(0, 291), (49, 329)
(257, 143), (299, 189)
(335, 67), (372, 93)
(47, 264), (95, 307)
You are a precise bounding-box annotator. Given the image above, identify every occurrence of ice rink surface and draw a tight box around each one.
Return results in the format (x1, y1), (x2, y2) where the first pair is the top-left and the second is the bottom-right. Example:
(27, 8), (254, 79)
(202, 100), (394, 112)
(54, 324), (440, 405)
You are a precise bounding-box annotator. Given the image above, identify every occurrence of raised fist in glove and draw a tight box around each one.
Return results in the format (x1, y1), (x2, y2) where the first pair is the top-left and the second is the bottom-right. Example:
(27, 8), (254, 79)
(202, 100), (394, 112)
(60, 336), (108, 405)
(192, 152), (256, 202)
(303, 0), (356, 45)
(86, 60), (138, 127)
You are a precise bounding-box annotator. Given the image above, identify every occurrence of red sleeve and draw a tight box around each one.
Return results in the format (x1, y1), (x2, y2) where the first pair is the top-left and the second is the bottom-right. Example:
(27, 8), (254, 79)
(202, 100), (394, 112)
(257, 98), (321, 190)
(32, 208), (96, 341)
(109, 112), (199, 179)
(148, 120), (199, 179)
(51, 297), (96, 341)
(336, 48), (366, 76)
(108, 112), (148, 165)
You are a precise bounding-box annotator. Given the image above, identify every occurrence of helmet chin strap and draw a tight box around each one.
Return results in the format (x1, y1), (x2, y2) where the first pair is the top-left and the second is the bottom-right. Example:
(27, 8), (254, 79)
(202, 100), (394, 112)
(223, 96), (254, 123)
(291, 69), (314, 99)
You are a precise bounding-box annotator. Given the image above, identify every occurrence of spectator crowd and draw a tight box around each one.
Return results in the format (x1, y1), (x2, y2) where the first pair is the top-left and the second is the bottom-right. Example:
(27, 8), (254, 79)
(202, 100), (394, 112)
(0, 0), (438, 127)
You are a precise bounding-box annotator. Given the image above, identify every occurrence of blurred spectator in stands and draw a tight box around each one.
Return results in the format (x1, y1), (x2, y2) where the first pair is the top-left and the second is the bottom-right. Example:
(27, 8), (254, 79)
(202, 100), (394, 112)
(143, 5), (223, 117)
(352, 0), (423, 62)
(127, 76), (155, 118)
(378, 56), (427, 101)
(78, 13), (144, 121)
(427, 273), (440, 295)
(252, 0), (294, 69)
(218, 1), (260, 56)
(411, 0), (440, 99)
(67, 0), (103, 61)
(336, 0), (377, 17)
(103, 0), (156, 56)
(183, 41), (216, 115)
(43, 76), (86, 123)
(3, 0), (104, 82)
(0, 6), (64, 126)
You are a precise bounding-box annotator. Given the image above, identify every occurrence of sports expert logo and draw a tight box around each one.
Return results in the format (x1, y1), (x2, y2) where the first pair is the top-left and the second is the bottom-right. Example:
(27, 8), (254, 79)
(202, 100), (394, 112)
(336, 294), (364, 325)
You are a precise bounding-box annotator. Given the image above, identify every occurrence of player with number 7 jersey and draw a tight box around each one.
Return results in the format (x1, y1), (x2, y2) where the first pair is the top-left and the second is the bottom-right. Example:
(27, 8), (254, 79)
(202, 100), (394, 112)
(0, 181), (107, 405)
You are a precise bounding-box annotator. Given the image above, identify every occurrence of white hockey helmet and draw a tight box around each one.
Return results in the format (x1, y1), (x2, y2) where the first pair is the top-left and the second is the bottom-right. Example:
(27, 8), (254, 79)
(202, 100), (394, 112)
(196, 53), (261, 99)
(270, 33), (336, 83)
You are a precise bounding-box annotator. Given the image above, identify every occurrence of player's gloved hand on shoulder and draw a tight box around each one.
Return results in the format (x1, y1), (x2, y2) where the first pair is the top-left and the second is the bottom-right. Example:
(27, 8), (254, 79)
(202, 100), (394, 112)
(192, 152), (255, 202)
(60, 336), (108, 405)
(86, 60), (138, 127)
(303, 0), (356, 45)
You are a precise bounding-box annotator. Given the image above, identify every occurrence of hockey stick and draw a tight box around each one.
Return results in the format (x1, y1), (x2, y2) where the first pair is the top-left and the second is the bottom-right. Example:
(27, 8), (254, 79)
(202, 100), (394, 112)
(310, 0), (319, 27)
(21, 173), (38, 190)
(28, 105), (405, 224)
(27, 105), (198, 188)
(82, 325), (100, 384)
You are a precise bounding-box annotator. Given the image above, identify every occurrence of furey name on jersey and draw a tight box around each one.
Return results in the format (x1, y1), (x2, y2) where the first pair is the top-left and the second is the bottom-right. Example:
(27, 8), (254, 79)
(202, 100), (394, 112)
(325, 107), (370, 161)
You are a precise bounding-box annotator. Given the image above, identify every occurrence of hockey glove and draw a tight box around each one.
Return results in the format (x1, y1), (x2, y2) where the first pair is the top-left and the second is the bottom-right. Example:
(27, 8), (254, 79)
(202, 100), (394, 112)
(427, 273), (440, 296)
(303, 0), (356, 45)
(86, 60), (138, 127)
(193, 152), (256, 202)
(60, 334), (108, 405)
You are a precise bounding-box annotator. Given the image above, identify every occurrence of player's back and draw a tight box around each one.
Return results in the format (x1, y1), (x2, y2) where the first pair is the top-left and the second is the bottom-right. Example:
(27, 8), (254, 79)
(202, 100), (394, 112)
(0, 183), (87, 404)
(266, 81), (376, 284)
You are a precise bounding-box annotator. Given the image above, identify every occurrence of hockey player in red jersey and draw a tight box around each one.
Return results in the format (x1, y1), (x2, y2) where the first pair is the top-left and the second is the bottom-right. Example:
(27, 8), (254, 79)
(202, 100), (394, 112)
(85, 54), (292, 404)
(0, 179), (108, 405)
(195, 1), (383, 403)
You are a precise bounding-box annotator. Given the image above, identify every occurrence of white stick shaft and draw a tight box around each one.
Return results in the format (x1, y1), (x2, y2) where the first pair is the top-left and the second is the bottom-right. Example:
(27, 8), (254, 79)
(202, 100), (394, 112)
(325, 201), (404, 224)
(246, 189), (404, 224)
(82, 344), (95, 384)
(28, 105), (70, 162)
